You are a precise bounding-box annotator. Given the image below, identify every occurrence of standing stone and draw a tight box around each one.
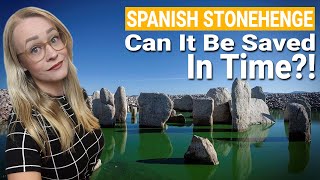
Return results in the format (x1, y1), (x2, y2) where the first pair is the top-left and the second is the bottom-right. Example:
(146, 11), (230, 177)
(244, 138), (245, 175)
(92, 91), (102, 119)
(130, 106), (137, 120)
(193, 97), (214, 126)
(138, 93), (173, 128)
(92, 88), (116, 127)
(100, 104), (116, 127)
(173, 95), (193, 111)
(251, 86), (266, 102)
(184, 135), (219, 165)
(288, 98), (311, 119)
(86, 96), (93, 111)
(249, 98), (274, 124)
(114, 86), (128, 122)
(92, 91), (100, 99)
(285, 103), (311, 142)
(100, 88), (114, 106)
(206, 87), (232, 123)
(231, 79), (251, 132)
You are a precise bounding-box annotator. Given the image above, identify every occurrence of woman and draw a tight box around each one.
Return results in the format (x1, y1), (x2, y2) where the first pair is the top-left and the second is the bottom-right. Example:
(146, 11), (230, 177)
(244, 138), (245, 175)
(3, 7), (105, 179)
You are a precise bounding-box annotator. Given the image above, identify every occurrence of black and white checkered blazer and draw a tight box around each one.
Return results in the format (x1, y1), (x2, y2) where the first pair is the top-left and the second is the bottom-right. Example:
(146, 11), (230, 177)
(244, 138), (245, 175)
(5, 94), (105, 179)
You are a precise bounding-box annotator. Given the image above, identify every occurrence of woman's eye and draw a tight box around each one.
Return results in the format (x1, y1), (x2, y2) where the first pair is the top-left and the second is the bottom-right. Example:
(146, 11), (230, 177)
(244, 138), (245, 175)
(51, 36), (60, 43)
(30, 46), (41, 54)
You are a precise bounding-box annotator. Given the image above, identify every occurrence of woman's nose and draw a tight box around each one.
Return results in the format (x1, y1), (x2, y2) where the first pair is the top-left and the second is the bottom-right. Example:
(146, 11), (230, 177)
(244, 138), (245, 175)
(45, 43), (58, 61)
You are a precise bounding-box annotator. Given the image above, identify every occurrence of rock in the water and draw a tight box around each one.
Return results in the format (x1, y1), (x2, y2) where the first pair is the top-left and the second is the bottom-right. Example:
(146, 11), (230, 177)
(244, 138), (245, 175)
(249, 98), (274, 124)
(100, 88), (114, 106)
(138, 93), (173, 128)
(193, 97), (214, 126)
(206, 87), (232, 123)
(92, 91), (103, 119)
(130, 106), (137, 120)
(251, 86), (266, 102)
(288, 98), (311, 119)
(173, 95), (193, 111)
(206, 87), (231, 105)
(114, 86), (128, 122)
(100, 104), (116, 127)
(184, 135), (219, 165)
(284, 103), (311, 142)
(167, 114), (186, 124)
(231, 79), (251, 132)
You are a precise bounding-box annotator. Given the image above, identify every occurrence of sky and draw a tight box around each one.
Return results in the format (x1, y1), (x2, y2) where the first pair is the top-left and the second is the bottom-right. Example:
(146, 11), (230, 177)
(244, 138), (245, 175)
(0, 0), (319, 95)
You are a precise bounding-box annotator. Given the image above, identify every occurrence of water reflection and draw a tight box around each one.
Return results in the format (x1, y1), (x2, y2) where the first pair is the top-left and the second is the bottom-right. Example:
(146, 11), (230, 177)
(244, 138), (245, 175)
(138, 129), (173, 159)
(279, 109), (312, 174)
(270, 109), (284, 120)
(192, 124), (273, 180)
(288, 142), (310, 173)
(100, 123), (128, 164)
(231, 125), (272, 180)
(114, 123), (127, 154)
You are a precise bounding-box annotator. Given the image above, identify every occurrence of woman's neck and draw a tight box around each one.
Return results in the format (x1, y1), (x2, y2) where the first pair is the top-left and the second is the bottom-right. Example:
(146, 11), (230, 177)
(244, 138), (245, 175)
(35, 80), (64, 97)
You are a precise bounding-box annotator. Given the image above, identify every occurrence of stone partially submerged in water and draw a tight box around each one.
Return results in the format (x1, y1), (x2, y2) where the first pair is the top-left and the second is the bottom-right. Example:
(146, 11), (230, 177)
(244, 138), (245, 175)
(206, 87), (232, 124)
(93, 88), (116, 127)
(231, 79), (251, 131)
(184, 135), (219, 165)
(287, 98), (311, 120)
(114, 86), (128, 122)
(284, 103), (311, 142)
(193, 97), (214, 126)
(138, 93), (173, 128)
(173, 95), (193, 112)
(231, 79), (274, 132)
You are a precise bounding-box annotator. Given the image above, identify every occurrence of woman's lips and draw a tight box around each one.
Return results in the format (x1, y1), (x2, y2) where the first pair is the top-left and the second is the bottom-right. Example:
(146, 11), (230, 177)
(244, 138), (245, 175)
(48, 61), (63, 71)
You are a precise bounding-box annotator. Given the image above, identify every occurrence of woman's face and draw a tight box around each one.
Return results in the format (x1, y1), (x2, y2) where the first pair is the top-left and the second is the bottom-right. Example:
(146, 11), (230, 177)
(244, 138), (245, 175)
(13, 16), (69, 86)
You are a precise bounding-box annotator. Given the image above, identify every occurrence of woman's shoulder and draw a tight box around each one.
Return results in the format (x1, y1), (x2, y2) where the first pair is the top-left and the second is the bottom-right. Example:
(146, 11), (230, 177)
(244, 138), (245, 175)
(6, 108), (41, 132)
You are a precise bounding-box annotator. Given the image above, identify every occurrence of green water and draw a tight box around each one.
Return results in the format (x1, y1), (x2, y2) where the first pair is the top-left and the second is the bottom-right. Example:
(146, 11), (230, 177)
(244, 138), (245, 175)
(1, 110), (319, 179)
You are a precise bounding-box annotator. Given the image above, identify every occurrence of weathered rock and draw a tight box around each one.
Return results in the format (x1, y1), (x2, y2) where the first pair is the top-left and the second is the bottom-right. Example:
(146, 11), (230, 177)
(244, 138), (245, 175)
(251, 86), (266, 102)
(231, 79), (251, 132)
(193, 97), (214, 126)
(184, 135), (219, 165)
(173, 95), (193, 111)
(288, 98), (311, 119)
(206, 87), (231, 105)
(284, 103), (311, 142)
(167, 114), (186, 124)
(130, 106), (137, 120)
(212, 103), (232, 124)
(249, 98), (274, 124)
(100, 88), (114, 106)
(100, 104), (116, 127)
(206, 87), (232, 124)
(0, 89), (12, 123)
(86, 96), (93, 111)
(138, 93), (173, 128)
(92, 91), (103, 119)
(92, 91), (100, 99)
(114, 86), (128, 122)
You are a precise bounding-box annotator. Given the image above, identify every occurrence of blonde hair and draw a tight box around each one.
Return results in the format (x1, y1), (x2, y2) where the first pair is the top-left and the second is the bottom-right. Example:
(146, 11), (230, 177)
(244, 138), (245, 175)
(3, 7), (100, 156)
